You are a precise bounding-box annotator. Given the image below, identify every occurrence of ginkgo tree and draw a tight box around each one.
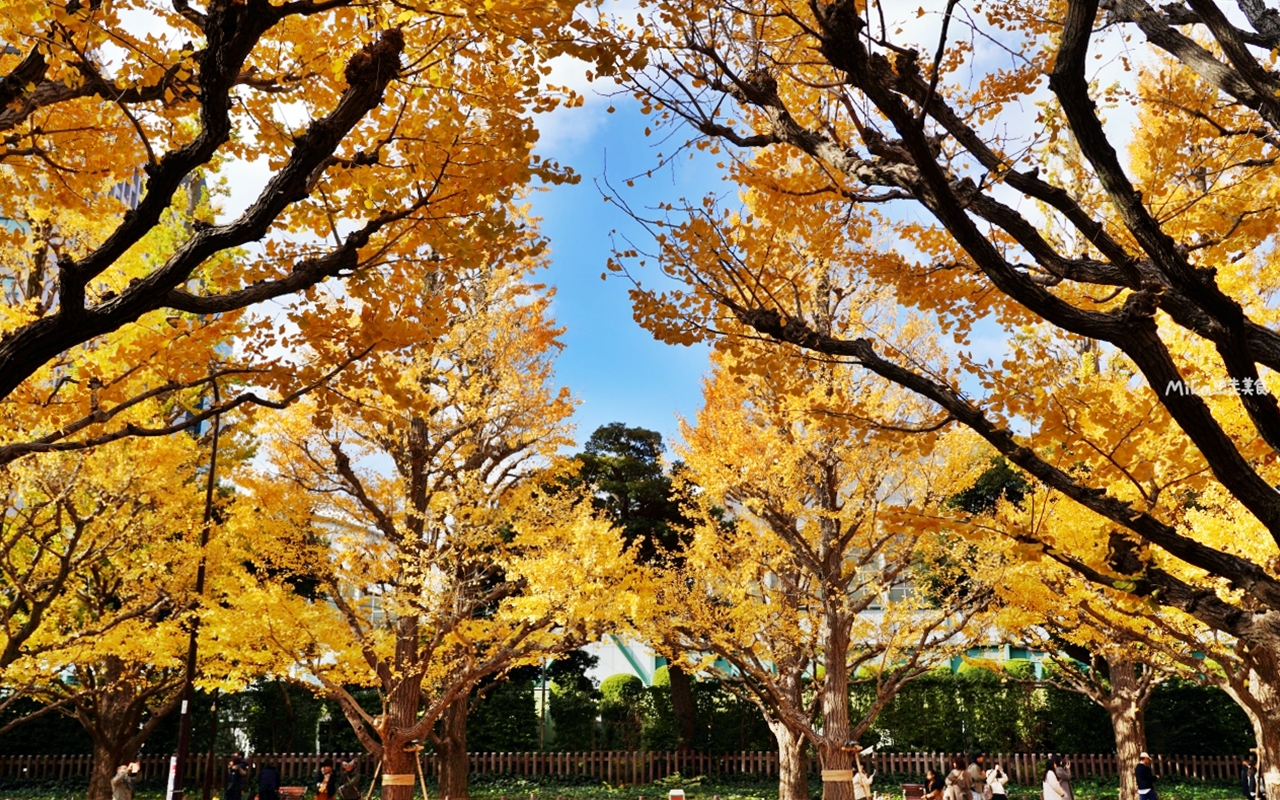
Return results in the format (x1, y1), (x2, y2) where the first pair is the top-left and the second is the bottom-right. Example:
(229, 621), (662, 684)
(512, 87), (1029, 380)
(0, 0), (621, 461)
(0, 429), (264, 800)
(228, 257), (642, 800)
(984, 475), (1280, 799)
(638, 304), (994, 800)
(2, 3), (621, 782)
(976, 490), (1165, 800)
(601, 0), (1280, 788)
(948, 381), (1167, 800)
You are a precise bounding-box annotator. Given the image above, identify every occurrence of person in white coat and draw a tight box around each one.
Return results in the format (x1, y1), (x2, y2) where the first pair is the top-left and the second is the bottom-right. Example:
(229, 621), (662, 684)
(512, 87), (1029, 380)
(1044, 758), (1068, 800)
(853, 763), (875, 800)
(986, 762), (1009, 800)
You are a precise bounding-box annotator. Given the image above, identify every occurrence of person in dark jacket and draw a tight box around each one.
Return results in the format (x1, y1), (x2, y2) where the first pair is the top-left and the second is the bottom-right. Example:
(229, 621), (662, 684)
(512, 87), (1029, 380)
(1242, 756), (1258, 800)
(256, 762), (281, 800)
(925, 768), (945, 800)
(337, 759), (362, 800)
(225, 753), (249, 800)
(316, 760), (336, 800)
(1136, 752), (1159, 800)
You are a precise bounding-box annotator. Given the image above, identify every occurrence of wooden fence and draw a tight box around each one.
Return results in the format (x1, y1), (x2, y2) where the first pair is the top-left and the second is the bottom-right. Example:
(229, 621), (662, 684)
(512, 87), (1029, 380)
(0, 751), (1244, 788)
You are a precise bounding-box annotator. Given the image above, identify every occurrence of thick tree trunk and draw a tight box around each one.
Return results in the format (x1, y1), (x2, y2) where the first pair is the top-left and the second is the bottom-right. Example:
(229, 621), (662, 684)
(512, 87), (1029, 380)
(1103, 660), (1149, 800)
(769, 720), (810, 800)
(1253, 716), (1280, 800)
(668, 665), (699, 751)
(1253, 655), (1280, 800)
(436, 696), (470, 800)
(1223, 646), (1280, 800)
(79, 657), (178, 800)
(88, 739), (133, 800)
(819, 613), (853, 800)
(380, 616), (423, 800)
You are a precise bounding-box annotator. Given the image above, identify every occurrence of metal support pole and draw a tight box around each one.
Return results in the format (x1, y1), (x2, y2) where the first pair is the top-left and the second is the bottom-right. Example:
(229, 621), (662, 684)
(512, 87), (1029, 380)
(202, 690), (221, 800)
(170, 380), (222, 800)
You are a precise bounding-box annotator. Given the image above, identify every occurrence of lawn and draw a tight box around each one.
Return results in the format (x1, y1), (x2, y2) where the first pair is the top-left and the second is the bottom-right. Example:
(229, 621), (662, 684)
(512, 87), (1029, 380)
(0, 774), (1246, 800)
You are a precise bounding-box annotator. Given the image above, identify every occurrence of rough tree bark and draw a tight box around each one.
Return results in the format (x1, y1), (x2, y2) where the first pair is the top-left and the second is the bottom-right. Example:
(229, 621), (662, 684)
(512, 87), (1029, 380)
(87, 742), (134, 800)
(379, 616), (424, 800)
(769, 718), (810, 800)
(1221, 646), (1280, 798)
(435, 696), (470, 800)
(1100, 660), (1153, 800)
(667, 665), (699, 750)
(75, 656), (182, 800)
(817, 602), (854, 800)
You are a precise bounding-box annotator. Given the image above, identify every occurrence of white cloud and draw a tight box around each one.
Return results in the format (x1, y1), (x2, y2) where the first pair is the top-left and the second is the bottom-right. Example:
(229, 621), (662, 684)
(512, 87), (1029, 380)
(533, 54), (621, 156)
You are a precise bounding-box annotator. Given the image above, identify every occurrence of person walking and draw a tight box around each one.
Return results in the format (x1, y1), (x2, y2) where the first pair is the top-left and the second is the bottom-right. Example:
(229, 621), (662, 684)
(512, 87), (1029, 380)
(1055, 756), (1075, 800)
(225, 752), (249, 800)
(256, 762), (281, 800)
(1044, 757), (1067, 800)
(1137, 752), (1159, 800)
(986, 761), (1009, 800)
(316, 760), (336, 800)
(968, 755), (987, 800)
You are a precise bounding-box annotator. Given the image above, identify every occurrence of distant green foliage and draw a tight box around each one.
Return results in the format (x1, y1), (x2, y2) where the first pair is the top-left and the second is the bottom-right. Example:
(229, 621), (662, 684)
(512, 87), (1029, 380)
(469, 680), (538, 752)
(949, 457), (1030, 514)
(601, 674), (645, 702)
(235, 681), (329, 753)
(693, 681), (774, 753)
(133, 689), (213, 757)
(0, 698), (93, 754)
(600, 674), (648, 749)
(864, 664), (1255, 755)
(550, 680), (600, 751)
(1038, 683), (1113, 753)
(957, 664), (1037, 752)
(1145, 678), (1251, 755)
(653, 665), (671, 688)
(572, 423), (689, 563)
(642, 673), (681, 751)
(865, 665), (968, 751)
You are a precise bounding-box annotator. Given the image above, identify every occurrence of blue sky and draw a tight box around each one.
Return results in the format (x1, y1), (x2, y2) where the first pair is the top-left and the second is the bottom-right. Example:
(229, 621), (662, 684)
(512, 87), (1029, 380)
(529, 97), (723, 450)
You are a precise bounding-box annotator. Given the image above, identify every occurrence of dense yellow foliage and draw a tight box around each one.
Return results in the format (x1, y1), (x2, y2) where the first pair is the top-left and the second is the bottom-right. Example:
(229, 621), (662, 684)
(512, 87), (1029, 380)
(228, 260), (641, 766)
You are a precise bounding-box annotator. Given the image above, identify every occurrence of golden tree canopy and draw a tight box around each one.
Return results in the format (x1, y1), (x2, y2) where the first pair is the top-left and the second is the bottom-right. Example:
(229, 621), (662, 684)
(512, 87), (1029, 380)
(606, 0), (1280, 653)
(0, 0), (623, 460)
